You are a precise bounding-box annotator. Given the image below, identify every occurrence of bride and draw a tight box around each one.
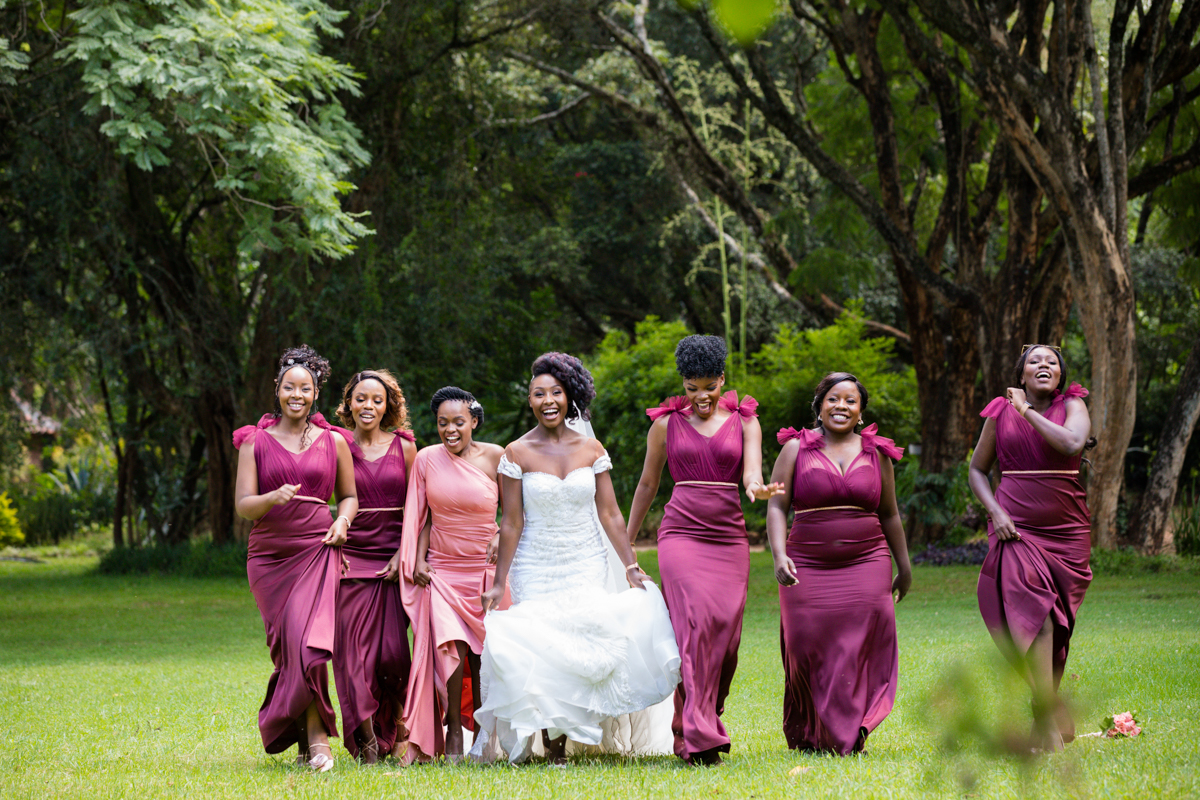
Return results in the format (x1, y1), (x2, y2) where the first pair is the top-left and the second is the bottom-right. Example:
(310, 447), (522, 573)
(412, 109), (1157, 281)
(474, 352), (681, 764)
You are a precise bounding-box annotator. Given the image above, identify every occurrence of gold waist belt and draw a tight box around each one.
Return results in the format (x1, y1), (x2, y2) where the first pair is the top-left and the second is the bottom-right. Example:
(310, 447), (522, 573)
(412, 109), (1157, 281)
(1002, 470), (1079, 475)
(797, 505), (865, 514)
(357, 507), (404, 512)
(675, 480), (737, 487)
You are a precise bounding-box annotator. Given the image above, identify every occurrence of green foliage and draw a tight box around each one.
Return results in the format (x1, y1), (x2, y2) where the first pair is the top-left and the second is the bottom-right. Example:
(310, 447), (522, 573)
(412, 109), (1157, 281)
(63, 0), (371, 257)
(0, 492), (23, 547)
(98, 540), (248, 578)
(741, 303), (919, 452)
(894, 457), (983, 544)
(590, 317), (693, 502)
(1173, 483), (1200, 558)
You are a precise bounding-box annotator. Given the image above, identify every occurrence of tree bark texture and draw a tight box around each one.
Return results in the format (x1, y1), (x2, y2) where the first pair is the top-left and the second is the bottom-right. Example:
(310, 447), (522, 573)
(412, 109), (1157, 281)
(1130, 330), (1200, 552)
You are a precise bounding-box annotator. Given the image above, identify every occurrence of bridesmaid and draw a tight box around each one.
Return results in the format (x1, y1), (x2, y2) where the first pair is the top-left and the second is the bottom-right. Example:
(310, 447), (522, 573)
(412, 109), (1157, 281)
(626, 335), (782, 765)
(331, 369), (417, 763)
(384, 387), (506, 762)
(969, 345), (1093, 751)
(233, 345), (357, 772)
(765, 372), (911, 755)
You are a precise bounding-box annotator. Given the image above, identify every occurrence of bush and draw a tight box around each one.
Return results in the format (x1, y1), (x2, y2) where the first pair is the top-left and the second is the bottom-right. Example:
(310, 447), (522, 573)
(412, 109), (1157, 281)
(0, 492), (24, 547)
(895, 456), (984, 545)
(98, 540), (248, 578)
(1089, 546), (1200, 576)
(1173, 483), (1200, 557)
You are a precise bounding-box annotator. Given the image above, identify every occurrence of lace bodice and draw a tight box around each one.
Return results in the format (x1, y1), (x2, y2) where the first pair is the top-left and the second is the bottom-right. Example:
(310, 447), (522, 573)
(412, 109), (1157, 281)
(502, 453), (614, 603)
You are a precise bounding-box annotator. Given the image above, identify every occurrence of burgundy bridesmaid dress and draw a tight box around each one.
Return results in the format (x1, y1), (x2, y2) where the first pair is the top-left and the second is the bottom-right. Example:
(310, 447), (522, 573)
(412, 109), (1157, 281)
(331, 429), (415, 758)
(977, 383), (1092, 685)
(233, 413), (343, 754)
(776, 423), (904, 754)
(649, 390), (757, 761)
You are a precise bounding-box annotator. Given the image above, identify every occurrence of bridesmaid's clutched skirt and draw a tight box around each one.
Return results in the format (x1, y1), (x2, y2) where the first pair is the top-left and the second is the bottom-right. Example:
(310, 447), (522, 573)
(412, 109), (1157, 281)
(977, 474), (1092, 680)
(247, 531), (343, 753)
(780, 509), (897, 755)
(333, 578), (411, 758)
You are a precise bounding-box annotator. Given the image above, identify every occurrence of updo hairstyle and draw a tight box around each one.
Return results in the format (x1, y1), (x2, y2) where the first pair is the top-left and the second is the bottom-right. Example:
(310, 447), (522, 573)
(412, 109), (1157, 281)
(675, 335), (727, 379)
(272, 344), (331, 418)
(430, 386), (484, 429)
(336, 368), (410, 431)
(530, 352), (596, 422)
(810, 372), (869, 430)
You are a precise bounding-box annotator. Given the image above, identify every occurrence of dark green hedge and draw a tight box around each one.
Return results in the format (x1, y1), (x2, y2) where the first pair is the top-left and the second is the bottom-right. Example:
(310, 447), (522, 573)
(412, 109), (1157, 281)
(98, 541), (248, 578)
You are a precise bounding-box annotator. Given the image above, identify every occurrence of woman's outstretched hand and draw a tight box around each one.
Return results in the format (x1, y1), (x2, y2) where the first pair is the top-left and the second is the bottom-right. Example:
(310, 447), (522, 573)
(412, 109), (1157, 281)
(892, 569), (912, 603)
(480, 585), (504, 613)
(270, 483), (301, 506)
(746, 481), (788, 503)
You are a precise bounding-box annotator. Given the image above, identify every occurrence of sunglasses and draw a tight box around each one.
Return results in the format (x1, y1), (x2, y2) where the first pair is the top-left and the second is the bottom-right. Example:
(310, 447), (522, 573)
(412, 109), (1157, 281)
(1021, 343), (1062, 357)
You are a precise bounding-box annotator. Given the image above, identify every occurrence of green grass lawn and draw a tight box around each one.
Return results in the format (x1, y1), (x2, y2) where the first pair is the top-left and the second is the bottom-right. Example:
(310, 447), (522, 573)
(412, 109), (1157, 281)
(1, 553), (1197, 798)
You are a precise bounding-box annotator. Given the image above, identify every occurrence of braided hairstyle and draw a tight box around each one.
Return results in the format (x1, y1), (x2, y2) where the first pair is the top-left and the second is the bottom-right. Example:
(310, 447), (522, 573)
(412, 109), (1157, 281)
(430, 386), (484, 429)
(810, 372), (869, 431)
(675, 335), (727, 379)
(272, 344), (332, 449)
(530, 352), (596, 422)
(336, 368), (411, 431)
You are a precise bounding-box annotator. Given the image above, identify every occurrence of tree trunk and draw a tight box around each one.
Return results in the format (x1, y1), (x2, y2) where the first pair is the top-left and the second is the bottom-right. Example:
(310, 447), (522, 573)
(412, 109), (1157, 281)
(1129, 328), (1200, 552)
(1066, 226), (1138, 548)
(198, 388), (238, 545)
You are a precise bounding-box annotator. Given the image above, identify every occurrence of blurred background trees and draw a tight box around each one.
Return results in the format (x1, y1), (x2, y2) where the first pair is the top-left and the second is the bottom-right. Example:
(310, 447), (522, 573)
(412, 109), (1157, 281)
(2, 0), (1198, 554)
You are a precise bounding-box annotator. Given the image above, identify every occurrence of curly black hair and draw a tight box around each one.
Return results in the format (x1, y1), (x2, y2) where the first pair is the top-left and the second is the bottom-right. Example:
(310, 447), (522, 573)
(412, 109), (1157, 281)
(336, 368), (411, 431)
(430, 386), (484, 429)
(675, 335), (727, 380)
(530, 352), (595, 422)
(810, 372), (869, 430)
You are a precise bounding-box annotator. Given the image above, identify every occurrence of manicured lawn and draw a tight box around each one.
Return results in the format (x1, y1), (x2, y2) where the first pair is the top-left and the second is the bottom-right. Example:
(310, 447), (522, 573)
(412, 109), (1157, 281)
(1, 553), (1196, 798)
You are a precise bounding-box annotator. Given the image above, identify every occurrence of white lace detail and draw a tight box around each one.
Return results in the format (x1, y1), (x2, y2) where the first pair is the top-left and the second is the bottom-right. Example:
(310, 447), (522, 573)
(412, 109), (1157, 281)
(509, 468), (607, 602)
(497, 453), (522, 480)
(592, 451), (613, 474)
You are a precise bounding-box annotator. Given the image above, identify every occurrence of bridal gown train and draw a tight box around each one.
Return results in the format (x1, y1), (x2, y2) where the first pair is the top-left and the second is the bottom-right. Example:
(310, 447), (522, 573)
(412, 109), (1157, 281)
(470, 452), (681, 763)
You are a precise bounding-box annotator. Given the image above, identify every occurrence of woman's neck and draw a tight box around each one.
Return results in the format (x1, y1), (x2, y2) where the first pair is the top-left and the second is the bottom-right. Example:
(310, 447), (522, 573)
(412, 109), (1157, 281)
(276, 415), (309, 434)
(354, 427), (389, 448)
(823, 427), (856, 446)
(1026, 386), (1056, 411)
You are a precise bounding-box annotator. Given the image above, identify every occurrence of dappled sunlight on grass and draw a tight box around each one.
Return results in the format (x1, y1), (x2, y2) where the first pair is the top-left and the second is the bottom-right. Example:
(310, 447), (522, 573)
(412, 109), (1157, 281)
(0, 554), (1197, 798)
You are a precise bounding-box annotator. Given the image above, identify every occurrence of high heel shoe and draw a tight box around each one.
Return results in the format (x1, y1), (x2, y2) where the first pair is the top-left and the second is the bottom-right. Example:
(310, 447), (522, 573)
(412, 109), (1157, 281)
(307, 742), (335, 773)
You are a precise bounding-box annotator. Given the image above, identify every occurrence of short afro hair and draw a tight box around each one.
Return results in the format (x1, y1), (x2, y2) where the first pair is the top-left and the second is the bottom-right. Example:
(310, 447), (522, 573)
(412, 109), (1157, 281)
(336, 369), (411, 431)
(430, 386), (484, 428)
(675, 335), (727, 380)
(530, 352), (596, 421)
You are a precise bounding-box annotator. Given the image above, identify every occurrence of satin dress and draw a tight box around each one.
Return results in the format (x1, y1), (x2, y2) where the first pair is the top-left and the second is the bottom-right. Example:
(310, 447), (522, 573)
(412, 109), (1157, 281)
(776, 424), (904, 754)
(233, 413), (342, 753)
(648, 390), (757, 761)
(397, 445), (510, 762)
(332, 428), (415, 757)
(977, 383), (1092, 685)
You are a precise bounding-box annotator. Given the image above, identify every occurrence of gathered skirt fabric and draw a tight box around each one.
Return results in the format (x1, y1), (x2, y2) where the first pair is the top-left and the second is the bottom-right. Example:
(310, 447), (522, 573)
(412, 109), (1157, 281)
(977, 474), (1092, 680)
(247, 522), (342, 754)
(779, 508), (897, 754)
(333, 577), (411, 757)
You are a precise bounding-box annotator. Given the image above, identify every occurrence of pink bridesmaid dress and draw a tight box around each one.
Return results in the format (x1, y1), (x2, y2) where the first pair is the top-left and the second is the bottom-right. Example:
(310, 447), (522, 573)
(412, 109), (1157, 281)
(776, 423), (904, 754)
(977, 384), (1092, 685)
(233, 413), (342, 754)
(332, 429), (415, 758)
(648, 390), (757, 761)
(397, 445), (510, 762)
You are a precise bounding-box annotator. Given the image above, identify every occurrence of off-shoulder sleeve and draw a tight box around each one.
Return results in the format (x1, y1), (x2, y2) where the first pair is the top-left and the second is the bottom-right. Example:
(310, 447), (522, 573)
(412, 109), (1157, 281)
(777, 427), (824, 449)
(232, 426), (258, 450)
(646, 396), (690, 421)
(592, 451), (613, 474)
(719, 390), (759, 418)
(860, 423), (904, 461)
(308, 412), (333, 431)
(331, 426), (364, 459)
(1063, 383), (1089, 400)
(980, 397), (1010, 419)
(497, 453), (523, 480)
(394, 429), (417, 442)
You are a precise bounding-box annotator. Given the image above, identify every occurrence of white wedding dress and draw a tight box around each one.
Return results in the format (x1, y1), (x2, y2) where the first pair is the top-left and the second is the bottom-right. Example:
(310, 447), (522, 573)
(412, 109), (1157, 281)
(469, 451), (681, 763)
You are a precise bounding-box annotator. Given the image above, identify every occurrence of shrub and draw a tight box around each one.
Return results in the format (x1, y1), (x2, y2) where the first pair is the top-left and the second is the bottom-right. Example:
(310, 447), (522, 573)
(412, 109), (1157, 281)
(98, 540), (248, 578)
(895, 456), (984, 545)
(0, 492), (24, 547)
(1173, 483), (1200, 557)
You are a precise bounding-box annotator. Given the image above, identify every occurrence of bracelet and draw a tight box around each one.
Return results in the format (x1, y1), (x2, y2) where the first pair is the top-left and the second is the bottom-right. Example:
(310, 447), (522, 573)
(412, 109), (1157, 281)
(625, 562), (641, 572)
(1019, 401), (1032, 418)
(336, 515), (351, 527)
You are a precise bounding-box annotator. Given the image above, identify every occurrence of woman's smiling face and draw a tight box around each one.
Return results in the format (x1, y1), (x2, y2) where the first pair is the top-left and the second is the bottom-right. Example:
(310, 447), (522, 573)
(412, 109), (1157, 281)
(819, 380), (862, 434)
